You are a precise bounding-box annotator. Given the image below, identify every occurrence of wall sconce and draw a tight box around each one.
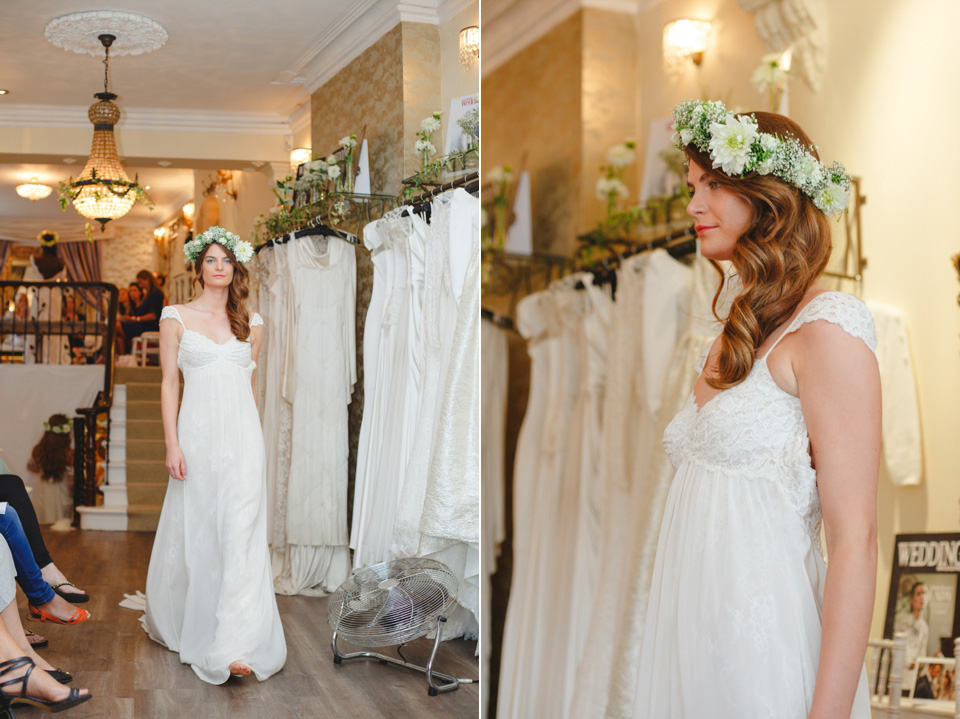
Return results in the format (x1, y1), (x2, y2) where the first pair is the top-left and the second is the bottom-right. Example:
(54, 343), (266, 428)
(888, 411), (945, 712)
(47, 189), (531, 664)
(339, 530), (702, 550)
(290, 147), (312, 171)
(153, 226), (166, 242)
(182, 202), (195, 228)
(459, 26), (479, 69)
(663, 18), (711, 75)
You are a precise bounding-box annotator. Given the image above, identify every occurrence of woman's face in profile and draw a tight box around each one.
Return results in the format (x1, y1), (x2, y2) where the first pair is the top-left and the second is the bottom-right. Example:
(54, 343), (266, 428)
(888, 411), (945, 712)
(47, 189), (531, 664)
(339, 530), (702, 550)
(911, 584), (927, 612)
(686, 159), (751, 262)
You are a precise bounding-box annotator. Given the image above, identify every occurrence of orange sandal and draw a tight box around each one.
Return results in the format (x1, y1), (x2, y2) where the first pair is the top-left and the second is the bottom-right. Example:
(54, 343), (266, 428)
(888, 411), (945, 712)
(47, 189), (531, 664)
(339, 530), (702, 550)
(26, 605), (90, 625)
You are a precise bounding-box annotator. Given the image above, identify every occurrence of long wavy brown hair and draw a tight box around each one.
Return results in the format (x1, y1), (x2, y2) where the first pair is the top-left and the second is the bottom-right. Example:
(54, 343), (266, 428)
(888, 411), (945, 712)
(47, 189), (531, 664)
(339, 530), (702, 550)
(685, 111), (832, 390)
(191, 242), (251, 341)
(31, 414), (72, 481)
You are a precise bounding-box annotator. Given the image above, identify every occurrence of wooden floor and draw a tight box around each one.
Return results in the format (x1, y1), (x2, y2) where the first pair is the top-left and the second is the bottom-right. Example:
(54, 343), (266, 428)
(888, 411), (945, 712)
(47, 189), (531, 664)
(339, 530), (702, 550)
(13, 529), (479, 719)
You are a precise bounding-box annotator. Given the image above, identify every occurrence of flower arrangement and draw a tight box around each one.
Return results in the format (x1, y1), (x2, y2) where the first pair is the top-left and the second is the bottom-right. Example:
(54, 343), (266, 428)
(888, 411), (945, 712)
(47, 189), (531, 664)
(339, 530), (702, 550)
(751, 53), (790, 113)
(485, 166), (513, 251)
(456, 107), (479, 149)
(596, 139), (636, 231)
(338, 135), (357, 192)
(184, 226), (254, 265)
(415, 112), (442, 174)
(672, 99), (852, 217)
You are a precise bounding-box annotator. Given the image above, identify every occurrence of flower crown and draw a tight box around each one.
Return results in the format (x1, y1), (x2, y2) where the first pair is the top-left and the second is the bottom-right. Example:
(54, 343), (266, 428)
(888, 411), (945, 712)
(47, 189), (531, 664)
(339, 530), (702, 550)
(37, 230), (58, 247)
(43, 419), (71, 434)
(672, 100), (852, 217)
(183, 226), (254, 265)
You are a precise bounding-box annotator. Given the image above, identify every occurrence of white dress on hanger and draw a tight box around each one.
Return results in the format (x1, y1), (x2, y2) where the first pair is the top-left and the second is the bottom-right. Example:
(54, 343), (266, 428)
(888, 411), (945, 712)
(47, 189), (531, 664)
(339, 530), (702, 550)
(480, 317), (508, 719)
(496, 291), (557, 719)
(569, 248), (692, 719)
(633, 291), (874, 718)
(350, 210), (427, 569)
(143, 306), (286, 684)
(272, 235), (354, 595)
(416, 189), (481, 639)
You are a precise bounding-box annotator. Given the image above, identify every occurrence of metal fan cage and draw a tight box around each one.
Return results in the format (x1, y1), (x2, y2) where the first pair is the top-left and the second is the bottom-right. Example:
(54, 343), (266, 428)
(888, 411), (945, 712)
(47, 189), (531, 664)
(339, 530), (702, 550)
(327, 557), (473, 696)
(328, 557), (458, 647)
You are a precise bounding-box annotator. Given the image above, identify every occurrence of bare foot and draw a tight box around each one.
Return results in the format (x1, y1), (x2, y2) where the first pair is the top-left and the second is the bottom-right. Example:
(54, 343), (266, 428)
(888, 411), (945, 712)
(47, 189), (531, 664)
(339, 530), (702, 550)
(12, 632), (54, 672)
(39, 564), (85, 598)
(0, 658), (87, 703)
(229, 662), (251, 677)
(35, 595), (88, 623)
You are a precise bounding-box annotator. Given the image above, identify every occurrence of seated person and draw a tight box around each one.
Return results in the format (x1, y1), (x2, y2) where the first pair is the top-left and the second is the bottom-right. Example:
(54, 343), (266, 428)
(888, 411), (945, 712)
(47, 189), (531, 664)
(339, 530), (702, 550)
(116, 271), (165, 354)
(0, 292), (30, 355)
(0, 534), (91, 711)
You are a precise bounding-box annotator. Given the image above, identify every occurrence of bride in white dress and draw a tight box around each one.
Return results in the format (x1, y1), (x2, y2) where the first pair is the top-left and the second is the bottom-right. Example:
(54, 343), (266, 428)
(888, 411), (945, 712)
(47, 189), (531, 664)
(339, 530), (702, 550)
(143, 227), (286, 684)
(633, 104), (878, 718)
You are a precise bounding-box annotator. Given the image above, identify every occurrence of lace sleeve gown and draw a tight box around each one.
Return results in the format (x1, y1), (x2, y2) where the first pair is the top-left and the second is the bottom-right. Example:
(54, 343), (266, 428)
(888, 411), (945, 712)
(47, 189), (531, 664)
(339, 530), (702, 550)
(632, 292), (875, 719)
(143, 306), (286, 684)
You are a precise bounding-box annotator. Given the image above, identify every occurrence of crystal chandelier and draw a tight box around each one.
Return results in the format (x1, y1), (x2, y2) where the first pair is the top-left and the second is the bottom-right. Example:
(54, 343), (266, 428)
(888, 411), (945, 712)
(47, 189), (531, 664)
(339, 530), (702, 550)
(15, 178), (53, 201)
(62, 33), (150, 231)
(459, 26), (479, 69)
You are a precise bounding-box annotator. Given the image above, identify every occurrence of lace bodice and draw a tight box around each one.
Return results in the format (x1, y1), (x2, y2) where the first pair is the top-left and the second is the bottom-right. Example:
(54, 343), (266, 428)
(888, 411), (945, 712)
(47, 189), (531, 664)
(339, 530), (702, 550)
(160, 305), (263, 373)
(662, 291), (877, 546)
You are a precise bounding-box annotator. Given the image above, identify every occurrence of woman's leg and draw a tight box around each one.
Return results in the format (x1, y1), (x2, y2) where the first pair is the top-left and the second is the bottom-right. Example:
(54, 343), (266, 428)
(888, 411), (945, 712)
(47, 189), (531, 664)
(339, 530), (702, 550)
(0, 602), (88, 703)
(0, 476), (85, 598)
(0, 509), (83, 622)
(0, 475), (52, 568)
(0, 600), (55, 672)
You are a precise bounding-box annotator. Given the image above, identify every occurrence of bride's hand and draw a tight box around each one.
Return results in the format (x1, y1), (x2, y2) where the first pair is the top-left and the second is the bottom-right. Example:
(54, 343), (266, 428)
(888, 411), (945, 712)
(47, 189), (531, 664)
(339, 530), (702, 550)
(166, 446), (187, 481)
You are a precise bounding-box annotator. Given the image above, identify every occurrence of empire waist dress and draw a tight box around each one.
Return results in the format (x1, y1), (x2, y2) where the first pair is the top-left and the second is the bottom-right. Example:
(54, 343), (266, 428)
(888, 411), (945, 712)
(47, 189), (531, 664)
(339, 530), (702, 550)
(143, 305), (287, 684)
(632, 291), (875, 718)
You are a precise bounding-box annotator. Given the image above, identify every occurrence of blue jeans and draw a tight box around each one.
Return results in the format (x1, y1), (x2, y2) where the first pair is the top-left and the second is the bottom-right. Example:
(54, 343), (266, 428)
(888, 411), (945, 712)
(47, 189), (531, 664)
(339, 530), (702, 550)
(0, 506), (55, 606)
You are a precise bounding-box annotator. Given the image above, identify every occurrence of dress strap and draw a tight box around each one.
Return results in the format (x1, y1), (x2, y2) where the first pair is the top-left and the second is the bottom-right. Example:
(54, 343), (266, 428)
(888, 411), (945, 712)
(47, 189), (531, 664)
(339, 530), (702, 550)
(251, 312), (264, 327)
(761, 291), (878, 359)
(160, 305), (185, 328)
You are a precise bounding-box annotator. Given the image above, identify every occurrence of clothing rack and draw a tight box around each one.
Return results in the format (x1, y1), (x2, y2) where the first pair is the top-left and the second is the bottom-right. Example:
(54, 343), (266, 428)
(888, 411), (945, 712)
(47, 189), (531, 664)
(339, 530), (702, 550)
(480, 306), (516, 332)
(254, 221), (360, 256)
(403, 172), (480, 218)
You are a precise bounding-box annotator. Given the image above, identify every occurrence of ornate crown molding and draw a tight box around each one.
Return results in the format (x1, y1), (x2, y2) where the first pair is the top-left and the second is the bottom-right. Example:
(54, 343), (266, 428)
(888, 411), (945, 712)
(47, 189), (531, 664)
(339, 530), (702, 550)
(45, 10), (168, 57)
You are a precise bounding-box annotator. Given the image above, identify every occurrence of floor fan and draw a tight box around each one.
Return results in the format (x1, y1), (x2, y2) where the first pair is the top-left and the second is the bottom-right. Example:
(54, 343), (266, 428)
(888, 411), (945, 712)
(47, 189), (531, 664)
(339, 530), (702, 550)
(328, 557), (476, 695)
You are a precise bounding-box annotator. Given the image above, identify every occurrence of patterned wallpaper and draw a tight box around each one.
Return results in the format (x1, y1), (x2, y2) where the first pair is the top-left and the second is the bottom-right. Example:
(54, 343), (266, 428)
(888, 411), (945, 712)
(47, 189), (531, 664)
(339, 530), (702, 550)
(310, 22), (442, 519)
(101, 226), (158, 289)
(483, 13), (584, 255)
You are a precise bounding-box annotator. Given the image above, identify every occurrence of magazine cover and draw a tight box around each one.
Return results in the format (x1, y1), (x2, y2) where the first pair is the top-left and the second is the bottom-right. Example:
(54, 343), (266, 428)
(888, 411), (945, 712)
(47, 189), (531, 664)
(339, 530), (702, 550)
(883, 533), (960, 697)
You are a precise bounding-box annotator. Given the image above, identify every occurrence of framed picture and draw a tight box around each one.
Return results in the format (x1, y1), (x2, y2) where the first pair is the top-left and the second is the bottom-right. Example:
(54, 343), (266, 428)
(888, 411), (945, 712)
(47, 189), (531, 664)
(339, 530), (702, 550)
(908, 657), (956, 702)
(883, 533), (960, 692)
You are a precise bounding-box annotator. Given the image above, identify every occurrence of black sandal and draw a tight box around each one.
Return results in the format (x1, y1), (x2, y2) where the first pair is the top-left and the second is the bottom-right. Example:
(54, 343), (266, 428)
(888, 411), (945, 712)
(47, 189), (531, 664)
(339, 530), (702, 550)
(45, 669), (71, 685)
(50, 583), (89, 604)
(0, 656), (91, 717)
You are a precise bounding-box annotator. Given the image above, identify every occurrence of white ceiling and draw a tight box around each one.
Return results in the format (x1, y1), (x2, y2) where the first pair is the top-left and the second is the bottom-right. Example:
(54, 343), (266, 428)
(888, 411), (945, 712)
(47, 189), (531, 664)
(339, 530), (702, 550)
(0, 0), (462, 239)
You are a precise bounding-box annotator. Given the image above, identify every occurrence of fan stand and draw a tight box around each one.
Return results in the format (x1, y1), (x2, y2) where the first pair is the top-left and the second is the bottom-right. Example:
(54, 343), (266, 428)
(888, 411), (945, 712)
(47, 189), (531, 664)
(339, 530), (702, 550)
(331, 615), (475, 696)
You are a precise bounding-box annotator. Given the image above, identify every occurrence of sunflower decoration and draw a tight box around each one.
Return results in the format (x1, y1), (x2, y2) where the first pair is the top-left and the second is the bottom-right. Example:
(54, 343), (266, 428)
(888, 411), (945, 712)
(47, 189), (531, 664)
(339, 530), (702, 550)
(37, 230), (59, 247)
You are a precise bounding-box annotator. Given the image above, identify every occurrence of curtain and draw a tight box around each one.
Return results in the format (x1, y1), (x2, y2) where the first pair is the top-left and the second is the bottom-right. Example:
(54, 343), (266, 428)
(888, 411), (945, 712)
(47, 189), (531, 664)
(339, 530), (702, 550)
(0, 241), (12, 276)
(57, 241), (106, 314)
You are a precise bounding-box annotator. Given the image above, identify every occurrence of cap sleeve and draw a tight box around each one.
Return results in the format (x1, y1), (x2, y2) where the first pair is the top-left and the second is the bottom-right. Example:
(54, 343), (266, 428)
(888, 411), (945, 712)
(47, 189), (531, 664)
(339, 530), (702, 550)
(250, 312), (264, 328)
(794, 292), (878, 354)
(160, 305), (185, 328)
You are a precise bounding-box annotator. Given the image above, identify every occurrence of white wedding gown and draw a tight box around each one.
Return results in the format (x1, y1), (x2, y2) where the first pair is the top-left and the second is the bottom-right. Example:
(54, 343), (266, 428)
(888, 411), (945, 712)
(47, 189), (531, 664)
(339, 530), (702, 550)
(143, 306), (286, 684)
(633, 292), (874, 718)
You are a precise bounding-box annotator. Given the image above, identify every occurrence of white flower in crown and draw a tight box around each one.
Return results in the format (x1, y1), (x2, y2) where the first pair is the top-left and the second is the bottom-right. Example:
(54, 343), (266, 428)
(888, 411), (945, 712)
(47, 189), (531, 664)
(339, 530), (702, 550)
(708, 113), (759, 176)
(795, 155), (823, 188)
(339, 135), (357, 148)
(814, 181), (851, 216)
(233, 241), (254, 264)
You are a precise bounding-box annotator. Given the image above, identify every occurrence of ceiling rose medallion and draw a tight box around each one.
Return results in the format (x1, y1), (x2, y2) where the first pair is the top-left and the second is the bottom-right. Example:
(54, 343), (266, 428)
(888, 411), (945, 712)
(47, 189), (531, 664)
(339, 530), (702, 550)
(44, 10), (168, 56)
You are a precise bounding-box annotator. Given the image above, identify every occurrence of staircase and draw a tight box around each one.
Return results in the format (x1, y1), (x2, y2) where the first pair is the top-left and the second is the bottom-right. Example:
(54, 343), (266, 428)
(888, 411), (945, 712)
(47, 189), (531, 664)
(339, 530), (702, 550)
(77, 365), (176, 532)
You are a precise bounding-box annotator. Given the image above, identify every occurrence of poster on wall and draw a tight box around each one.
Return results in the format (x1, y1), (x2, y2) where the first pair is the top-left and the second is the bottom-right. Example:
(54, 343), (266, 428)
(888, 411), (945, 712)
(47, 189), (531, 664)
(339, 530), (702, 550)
(883, 533), (960, 692)
(444, 93), (479, 155)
